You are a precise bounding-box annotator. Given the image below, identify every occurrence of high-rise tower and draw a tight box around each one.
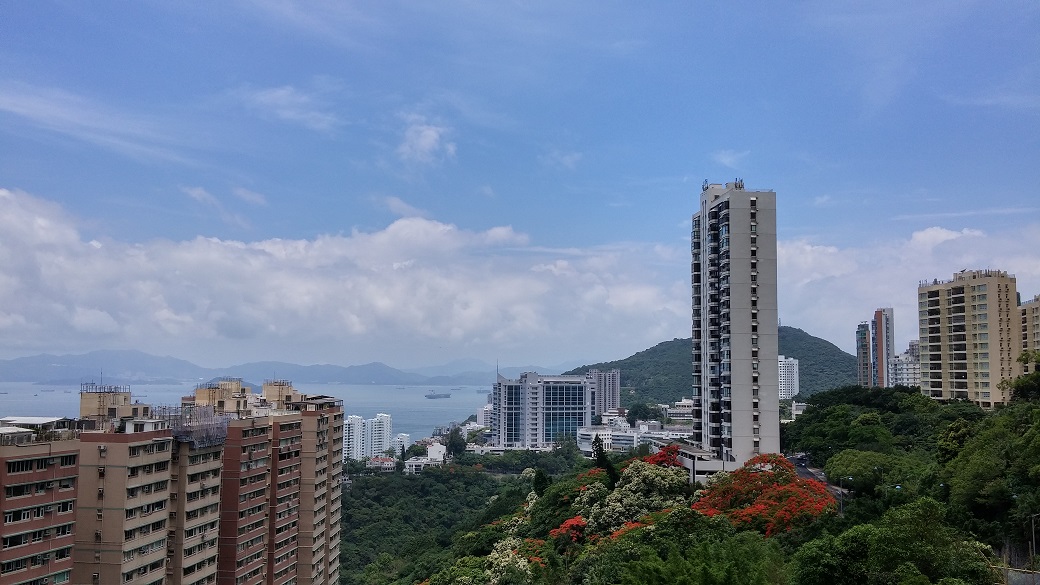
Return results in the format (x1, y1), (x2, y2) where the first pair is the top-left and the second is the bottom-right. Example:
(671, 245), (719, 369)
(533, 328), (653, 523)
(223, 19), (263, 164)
(691, 181), (780, 465)
(871, 308), (895, 387)
(856, 322), (872, 386)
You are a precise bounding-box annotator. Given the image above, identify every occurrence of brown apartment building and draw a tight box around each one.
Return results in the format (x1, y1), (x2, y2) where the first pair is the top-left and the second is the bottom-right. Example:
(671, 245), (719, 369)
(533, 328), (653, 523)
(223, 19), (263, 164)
(0, 421), (79, 585)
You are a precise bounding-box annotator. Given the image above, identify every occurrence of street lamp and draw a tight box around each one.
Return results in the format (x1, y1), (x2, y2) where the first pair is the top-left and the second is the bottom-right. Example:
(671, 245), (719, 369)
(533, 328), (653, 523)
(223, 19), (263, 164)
(1031, 512), (1040, 560)
(839, 476), (853, 514)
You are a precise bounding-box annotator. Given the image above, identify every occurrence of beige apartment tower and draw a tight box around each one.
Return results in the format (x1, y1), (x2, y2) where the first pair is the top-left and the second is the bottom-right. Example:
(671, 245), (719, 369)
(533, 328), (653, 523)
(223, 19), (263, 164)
(73, 419), (174, 585)
(691, 181), (780, 466)
(918, 269), (1020, 408)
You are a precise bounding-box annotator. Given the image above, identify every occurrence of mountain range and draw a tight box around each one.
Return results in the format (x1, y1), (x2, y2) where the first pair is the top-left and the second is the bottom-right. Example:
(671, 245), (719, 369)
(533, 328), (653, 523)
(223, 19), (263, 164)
(0, 326), (855, 402)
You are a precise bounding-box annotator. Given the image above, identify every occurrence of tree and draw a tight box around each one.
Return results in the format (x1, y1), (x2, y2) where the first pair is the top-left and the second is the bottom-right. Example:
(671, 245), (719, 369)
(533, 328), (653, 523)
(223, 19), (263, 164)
(446, 427), (467, 458)
(533, 469), (551, 497)
(693, 453), (836, 536)
(625, 402), (662, 427)
(591, 434), (620, 489)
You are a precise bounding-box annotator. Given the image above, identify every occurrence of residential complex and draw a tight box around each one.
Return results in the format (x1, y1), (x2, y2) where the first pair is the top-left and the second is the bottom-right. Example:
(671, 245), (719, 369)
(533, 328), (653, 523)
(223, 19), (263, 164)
(691, 181), (780, 466)
(1, 420), (79, 585)
(918, 269), (1021, 408)
(490, 372), (596, 450)
(342, 413), (393, 460)
(2, 378), (342, 585)
(587, 369), (622, 415)
(890, 340), (921, 387)
(777, 355), (799, 400)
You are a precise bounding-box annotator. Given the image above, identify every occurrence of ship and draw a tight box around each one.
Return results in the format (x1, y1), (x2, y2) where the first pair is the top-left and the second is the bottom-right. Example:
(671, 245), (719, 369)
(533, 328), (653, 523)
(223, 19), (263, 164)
(425, 391), (451, 399)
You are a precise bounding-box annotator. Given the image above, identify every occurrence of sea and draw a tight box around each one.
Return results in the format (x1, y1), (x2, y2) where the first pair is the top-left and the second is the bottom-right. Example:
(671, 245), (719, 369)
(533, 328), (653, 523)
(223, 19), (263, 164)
(0, 382), (493, 441)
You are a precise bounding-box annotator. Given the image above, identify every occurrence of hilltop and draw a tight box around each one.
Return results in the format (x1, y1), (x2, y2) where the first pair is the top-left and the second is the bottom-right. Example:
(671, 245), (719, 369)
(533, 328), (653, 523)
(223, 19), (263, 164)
(563, 325), (856, 405)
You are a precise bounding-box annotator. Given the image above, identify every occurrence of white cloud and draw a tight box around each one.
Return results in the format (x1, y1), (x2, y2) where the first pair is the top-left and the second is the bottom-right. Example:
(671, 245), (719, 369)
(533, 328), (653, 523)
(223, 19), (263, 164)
(0, 188), (686, 367)
(233, 84), (341, 132)
(777, 224), (1040, 355)
(396, 114), (456, 165)
(711, 149), (750, 170)
(0, 81), (191, 163)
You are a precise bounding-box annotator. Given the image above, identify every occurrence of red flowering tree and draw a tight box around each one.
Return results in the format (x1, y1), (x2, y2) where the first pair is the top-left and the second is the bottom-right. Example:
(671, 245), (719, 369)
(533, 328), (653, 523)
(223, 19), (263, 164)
(692, 453), (835, 536)
(641, 444), (683, 467)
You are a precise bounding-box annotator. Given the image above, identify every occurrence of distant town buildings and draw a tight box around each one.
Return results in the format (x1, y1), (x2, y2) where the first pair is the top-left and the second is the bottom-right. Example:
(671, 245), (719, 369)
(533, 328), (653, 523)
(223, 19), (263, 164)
(691, 181), (781, 466)
(777, 355), (800, 400)
(575, 415), (694, 456)
(918, 269), (1021, 408)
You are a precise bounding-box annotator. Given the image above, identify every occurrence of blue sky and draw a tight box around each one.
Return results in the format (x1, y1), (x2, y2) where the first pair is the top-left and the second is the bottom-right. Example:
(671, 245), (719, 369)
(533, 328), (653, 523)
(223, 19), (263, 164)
(1, 2), (1038, 369)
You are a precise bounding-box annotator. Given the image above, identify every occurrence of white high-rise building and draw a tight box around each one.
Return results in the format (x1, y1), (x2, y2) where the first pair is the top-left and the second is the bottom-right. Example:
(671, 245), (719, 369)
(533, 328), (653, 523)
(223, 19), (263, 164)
(365, 413), (393, 457)
(343, 412), (394, 459)
(490, 372), (595, 449)
(691, 181), (780, 465)
(344, 414), (364, 460)
(778, 355), (799, 400)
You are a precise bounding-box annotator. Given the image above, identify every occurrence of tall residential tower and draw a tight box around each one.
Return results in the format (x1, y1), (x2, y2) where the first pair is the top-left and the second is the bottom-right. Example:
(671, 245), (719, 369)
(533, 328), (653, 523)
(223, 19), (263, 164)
(691, 181), (780, 465)
(918, 269), (1020, 408)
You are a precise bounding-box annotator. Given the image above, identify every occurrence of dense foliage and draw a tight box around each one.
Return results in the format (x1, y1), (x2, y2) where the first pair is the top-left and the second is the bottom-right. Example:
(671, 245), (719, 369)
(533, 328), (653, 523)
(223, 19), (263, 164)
(339, 378), (1040, 584)
(339, 466), (527, 585)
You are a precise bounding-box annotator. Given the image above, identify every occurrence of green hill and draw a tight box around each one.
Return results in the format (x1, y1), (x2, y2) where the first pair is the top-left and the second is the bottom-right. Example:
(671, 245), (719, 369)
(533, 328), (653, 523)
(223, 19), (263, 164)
(564, 326), (855, 406)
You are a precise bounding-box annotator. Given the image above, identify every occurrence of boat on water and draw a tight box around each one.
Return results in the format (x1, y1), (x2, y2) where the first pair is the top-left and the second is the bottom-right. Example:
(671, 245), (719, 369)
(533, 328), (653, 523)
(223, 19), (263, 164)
(425, 391), (451, 399)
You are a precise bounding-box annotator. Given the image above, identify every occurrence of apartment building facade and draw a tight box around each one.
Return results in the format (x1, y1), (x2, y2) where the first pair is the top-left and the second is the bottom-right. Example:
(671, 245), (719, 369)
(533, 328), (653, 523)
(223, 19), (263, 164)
(691, 181), (780, 465)
(918, 269), (1021, 408)
(0, 424), (79, 585)
(490, 373), (595, 450)
(856, 322), (871, 387)
(777, 355), (799, 400)
(871, 308), (896, 387)
(1022, 294), (1040, 374)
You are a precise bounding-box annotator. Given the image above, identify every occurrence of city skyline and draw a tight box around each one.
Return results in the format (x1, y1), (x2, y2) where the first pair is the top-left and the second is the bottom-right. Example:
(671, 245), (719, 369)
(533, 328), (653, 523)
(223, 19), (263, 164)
(2, 3), (1039, 368)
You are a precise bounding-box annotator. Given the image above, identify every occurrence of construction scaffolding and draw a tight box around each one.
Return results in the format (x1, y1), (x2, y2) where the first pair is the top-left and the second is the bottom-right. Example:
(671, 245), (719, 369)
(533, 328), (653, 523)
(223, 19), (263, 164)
(154, 404), (230, 449)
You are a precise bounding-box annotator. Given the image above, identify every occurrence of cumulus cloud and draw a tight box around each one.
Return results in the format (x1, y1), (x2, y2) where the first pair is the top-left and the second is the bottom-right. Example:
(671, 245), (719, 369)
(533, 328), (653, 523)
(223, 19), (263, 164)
(777, 224), (1040, 354)
(0, 188), (687, 367)
(396, 114), (456, 164)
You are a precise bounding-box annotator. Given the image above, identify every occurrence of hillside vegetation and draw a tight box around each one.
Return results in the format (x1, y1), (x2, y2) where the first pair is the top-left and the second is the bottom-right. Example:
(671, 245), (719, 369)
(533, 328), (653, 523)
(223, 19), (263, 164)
(564, 326), (856, 406)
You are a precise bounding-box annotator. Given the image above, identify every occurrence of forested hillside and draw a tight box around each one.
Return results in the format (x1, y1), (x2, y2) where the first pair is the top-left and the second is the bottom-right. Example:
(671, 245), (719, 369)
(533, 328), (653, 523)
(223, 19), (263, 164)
(563, 326), (856, 405)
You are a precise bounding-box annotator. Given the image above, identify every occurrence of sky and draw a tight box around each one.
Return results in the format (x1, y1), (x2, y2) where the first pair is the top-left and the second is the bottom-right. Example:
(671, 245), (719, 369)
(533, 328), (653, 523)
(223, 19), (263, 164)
(1, 2), (1039, 370)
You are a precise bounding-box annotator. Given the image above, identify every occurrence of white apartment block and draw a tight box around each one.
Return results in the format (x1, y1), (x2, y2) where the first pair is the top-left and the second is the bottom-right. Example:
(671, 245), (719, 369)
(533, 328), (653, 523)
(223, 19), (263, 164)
(342, 412), (393, 459)
(778, 355), (799, 400)
(1022, 294), (1040, 375)
(691, 181), (780, 466)
(490, 372), (595, 449)
(891, 341), (922, 387)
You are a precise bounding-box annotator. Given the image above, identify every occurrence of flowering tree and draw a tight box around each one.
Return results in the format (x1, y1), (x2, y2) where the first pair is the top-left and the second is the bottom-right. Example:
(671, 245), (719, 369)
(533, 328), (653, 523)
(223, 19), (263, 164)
(692, 453), (836, 536)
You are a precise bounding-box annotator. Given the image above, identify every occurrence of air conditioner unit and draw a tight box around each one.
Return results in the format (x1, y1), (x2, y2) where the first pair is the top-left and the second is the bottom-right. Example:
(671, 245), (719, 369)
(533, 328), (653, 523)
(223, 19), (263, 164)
(98, 466), (106, 477)
(92, 573), (100, 584)
(43, 505), (53, 513)
(45, 481), (55, 489)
